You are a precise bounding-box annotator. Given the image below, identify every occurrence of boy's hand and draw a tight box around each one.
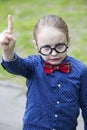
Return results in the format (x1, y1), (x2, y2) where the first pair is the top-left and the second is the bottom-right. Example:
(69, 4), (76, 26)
(0, 15), (16, 60)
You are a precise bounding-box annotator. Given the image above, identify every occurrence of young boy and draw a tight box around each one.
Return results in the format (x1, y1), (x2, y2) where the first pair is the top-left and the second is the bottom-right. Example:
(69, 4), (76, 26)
(0, 14), (87, 130)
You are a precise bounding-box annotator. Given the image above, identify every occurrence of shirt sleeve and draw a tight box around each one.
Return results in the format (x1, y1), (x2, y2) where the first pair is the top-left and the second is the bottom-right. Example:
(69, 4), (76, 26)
(1, 53), (35, 78)
(79, 66), (87, 129)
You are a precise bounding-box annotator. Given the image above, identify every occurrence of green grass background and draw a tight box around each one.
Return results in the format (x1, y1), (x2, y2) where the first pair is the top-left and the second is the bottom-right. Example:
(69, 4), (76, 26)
(0, 0), (87, 85)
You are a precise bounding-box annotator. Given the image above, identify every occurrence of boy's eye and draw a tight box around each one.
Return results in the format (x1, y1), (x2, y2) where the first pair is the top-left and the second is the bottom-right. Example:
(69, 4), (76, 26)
(56, 43), (66, 50)
(56, 44), (63, 48)
(41, 46), (51, 53)
(44, 47), (50, 51)
(39, 45), (51, 55)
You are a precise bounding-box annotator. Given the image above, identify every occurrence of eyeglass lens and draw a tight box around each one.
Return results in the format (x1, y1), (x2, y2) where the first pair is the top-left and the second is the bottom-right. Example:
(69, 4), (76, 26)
(39, 43), (68, 56)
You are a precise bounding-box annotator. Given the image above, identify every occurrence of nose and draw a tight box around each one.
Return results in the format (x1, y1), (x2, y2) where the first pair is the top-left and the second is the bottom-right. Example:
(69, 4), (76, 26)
(51, 49), (58, 56)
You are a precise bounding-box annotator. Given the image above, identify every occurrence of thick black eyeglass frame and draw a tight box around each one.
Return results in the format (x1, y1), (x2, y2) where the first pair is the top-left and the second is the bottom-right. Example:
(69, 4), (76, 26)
(38, 43), (68, 56)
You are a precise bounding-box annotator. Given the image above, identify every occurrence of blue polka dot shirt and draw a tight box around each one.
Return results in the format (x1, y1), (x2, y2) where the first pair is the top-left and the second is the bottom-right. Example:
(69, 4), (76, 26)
(1, 54), (87, 130)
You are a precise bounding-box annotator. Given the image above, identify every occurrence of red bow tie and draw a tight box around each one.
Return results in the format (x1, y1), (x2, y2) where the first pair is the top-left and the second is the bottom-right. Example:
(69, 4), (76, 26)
(43, 62), (71, 74)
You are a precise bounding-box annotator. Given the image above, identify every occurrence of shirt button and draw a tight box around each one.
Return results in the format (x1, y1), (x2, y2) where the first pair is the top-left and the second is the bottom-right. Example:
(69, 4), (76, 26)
(57, 84), (61, 87)
(57, 101), (60, 104)
(55, 114), (58, 117)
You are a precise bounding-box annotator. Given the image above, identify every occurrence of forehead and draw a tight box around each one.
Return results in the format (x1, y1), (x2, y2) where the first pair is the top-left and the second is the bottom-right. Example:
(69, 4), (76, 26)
(37, 26), (67, 46)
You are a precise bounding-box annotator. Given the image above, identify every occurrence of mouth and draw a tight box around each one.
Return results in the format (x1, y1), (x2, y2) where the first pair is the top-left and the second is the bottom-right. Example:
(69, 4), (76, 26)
(49, 58), (62, 62)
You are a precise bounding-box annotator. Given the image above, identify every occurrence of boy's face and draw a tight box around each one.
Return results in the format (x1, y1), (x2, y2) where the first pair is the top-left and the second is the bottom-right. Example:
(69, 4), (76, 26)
(36, 26), (70, 65)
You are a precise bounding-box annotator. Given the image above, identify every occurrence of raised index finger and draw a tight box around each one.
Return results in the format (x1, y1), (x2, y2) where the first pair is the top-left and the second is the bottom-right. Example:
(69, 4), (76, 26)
(8, 14), (13, 33)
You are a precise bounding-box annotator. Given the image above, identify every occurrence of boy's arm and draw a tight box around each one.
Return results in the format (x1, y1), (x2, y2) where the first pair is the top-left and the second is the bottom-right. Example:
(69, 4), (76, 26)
(0, 15), (34, 78)
(1, 54), (34, 78)
(79, 66), (87, 129)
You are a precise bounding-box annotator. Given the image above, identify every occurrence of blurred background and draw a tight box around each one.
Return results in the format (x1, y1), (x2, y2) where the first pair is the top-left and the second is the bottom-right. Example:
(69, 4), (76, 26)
(0, 0), (87, 85)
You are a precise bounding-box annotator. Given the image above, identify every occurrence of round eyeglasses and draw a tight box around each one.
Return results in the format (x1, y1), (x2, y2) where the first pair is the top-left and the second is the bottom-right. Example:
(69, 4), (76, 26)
(38, 43), (68, 56)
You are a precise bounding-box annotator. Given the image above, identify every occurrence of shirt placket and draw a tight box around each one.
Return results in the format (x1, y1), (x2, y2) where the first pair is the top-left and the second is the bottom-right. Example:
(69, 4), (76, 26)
(52, 83), (61, 130)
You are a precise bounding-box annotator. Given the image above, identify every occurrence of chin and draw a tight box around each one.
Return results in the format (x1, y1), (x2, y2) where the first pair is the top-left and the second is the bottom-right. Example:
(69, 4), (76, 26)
(49, 61), (61, 65)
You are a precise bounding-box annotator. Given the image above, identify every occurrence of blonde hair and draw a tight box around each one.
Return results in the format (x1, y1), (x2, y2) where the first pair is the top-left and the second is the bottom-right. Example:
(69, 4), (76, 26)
(33, 14), (69, 42)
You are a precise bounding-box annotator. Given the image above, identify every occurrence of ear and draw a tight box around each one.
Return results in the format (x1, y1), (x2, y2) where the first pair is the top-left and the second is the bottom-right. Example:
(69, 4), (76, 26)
(33, 39), (38, 49)
(33, 39), (36, 45)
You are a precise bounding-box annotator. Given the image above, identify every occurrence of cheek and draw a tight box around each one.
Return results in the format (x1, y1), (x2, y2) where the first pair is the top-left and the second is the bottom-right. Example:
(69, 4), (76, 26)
(41, 55), (49, 62)
(60, 51), (67, 59)
(62, 51), (67, 56)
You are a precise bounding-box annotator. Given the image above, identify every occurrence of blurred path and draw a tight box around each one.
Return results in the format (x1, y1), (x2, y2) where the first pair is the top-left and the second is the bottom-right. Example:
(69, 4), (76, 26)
(0, 80), (84, 130)
(0, 80), (26, 130)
